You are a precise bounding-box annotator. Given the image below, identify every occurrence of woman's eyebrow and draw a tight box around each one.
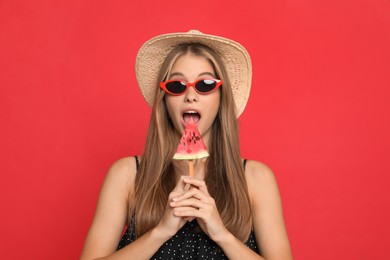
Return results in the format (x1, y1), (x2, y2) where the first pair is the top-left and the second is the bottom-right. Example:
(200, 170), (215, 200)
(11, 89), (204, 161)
(168, 72), (215, 79)
(198, 72), (215, 78)
(168, 72), (184, 78)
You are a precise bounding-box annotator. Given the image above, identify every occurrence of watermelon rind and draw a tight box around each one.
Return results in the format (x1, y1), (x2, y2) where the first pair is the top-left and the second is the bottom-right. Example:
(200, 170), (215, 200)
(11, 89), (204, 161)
(173, 150), (209, 160)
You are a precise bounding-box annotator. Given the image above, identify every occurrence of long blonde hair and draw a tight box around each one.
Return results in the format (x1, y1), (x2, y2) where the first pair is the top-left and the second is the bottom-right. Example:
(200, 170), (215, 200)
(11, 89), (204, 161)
(131, 43), (252, 242)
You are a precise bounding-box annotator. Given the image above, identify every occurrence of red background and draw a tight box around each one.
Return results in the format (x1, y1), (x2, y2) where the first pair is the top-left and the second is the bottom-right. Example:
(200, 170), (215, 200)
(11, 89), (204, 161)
(1, 0), (389, 259)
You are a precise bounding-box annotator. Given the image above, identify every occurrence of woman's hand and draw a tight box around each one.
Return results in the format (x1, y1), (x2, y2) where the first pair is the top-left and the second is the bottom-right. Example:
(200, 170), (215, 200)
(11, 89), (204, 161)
(169, 177), (230, 242)
(155, 176), (195, 238)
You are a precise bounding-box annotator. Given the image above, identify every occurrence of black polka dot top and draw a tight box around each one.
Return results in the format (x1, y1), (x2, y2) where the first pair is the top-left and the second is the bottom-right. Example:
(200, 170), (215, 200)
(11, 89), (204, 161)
(117, 216), (259, 259)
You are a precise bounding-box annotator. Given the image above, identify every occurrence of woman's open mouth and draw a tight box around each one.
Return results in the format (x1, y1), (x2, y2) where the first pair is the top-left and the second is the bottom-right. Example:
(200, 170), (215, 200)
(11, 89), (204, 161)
(182, 111), (201, 125)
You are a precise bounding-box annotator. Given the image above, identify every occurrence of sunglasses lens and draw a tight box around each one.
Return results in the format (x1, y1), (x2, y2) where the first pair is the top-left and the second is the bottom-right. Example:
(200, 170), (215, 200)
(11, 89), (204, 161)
(195, 79), (218, 93)
(165, 81), (187, 94)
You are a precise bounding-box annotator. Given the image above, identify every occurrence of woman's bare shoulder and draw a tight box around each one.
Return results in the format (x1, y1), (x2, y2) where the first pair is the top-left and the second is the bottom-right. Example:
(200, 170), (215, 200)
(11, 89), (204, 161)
(245, 160), (275, 180)
(103, 156), (138, 195)
(107, 156), (137, 176)
(244, 160), (280, 200)
(244, 160), (292, 259)
(80, 156), (138, 258)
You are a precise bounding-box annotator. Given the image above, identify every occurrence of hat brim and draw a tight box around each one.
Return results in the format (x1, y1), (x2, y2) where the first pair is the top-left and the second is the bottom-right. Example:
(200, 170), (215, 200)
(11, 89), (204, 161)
(135, 30), (252, 118)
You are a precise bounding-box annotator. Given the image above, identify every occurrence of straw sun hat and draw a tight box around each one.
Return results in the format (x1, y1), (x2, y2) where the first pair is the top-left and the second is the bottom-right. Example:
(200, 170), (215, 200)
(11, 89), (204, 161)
(135, 30), (252, 117)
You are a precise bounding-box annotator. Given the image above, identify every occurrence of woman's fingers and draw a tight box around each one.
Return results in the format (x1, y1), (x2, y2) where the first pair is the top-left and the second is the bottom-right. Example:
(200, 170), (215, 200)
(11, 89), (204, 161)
(172, 187), (212, 205)
(169, 177), (228, 240)
(170, 197), (205, 209)
(170, 185), (216, 221)
(172, 202), (215, 221)
(173, 208), (202, 218)
(183, 178), (210, 195)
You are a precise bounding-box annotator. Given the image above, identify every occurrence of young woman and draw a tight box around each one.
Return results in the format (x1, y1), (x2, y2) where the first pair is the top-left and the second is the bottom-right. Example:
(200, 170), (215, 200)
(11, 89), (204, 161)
(81, 30), (293, 260)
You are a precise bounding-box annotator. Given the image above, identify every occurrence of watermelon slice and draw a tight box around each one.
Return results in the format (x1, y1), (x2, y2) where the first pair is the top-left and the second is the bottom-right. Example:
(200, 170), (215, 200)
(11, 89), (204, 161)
(173, 117), (209, 160)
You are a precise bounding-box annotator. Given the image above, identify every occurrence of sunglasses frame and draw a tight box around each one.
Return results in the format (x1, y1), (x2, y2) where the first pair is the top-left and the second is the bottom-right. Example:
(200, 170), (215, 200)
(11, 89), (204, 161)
(159, 79), (222, 95)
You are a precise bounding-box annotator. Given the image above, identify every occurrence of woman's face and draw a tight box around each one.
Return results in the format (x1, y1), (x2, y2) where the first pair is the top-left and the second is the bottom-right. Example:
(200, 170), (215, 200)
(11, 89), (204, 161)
(165, 53), (220, 147)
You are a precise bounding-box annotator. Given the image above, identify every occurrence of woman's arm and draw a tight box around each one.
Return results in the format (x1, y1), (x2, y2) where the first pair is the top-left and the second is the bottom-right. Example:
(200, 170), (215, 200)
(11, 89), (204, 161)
(214, 160), (293, 260)
(80, 157), (191, 260)
(247, 160), (293, 260)
(80, 157), (134, 259)
(80, 157), (169, 260)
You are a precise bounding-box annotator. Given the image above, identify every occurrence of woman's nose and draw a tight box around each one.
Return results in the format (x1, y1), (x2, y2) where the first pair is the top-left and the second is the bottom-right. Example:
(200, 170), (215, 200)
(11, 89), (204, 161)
(184, 87), (199, 103)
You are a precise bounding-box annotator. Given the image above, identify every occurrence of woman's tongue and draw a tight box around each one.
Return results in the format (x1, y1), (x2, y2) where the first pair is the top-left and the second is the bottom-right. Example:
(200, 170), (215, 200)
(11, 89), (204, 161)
(183, 113), (200, 125)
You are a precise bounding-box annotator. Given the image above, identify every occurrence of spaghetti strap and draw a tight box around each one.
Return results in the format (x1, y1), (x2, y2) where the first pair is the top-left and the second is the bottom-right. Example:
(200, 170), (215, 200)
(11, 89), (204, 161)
(134, 156), (139, 171)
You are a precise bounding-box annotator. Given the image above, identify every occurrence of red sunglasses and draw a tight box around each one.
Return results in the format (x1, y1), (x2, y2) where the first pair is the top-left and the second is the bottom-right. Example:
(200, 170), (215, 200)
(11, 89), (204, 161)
(159, 79), (222, 95)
